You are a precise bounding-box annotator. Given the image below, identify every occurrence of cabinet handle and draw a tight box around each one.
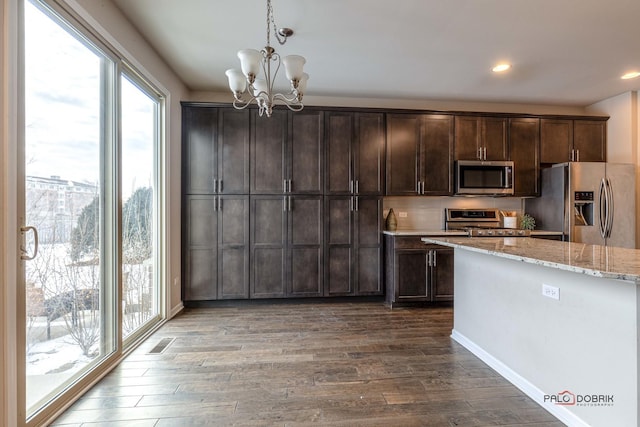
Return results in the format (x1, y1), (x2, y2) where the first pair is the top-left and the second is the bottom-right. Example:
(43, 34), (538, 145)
(355, 180), (359, 195)
(576, 149), (580, 162)
(477, 147), (482, 160)
(218, 196), (222, 211)
(289, 180), (293, 193)
(219, 179), (223, 192)
(571, 149), (575, 162)
(416, 181), (421, 195)
(355, 196), (359, 211)
(483, 147), (487, 160)
(432, 250), (437, 267)
(213, 178), (217, 193)
(349, 196), (353, 211)
(283, 196), (287, 211)
(349, 180), (354, 193)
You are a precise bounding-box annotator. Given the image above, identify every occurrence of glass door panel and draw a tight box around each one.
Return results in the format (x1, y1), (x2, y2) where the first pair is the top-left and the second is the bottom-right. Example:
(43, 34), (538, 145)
(24, 0), (115, 416)
(121, 74), (160, 340)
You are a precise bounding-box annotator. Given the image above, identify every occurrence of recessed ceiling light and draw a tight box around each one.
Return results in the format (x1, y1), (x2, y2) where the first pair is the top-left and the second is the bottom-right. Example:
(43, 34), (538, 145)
(621, 71), (640, 80)
(492, 63), (511, 73)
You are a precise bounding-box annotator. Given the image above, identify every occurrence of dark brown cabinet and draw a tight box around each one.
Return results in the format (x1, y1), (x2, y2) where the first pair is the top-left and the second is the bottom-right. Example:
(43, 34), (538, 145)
(251, 109), (323, 194)
(455, 116), (508, 161)
(325, 195), (383, 296)
(183, 195), (249, 301)
(325, 111), (385, 195)
(384, 236), (454, 307)
(386, 114), (454, 195)
(183, 106), (250, 195)
(250, 195), (323, 298)
(541, 118), (606, 163)
(509, 118), (540, 197)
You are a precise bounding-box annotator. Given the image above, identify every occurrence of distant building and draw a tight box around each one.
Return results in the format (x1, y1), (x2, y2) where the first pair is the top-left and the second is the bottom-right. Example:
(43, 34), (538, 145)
(26, 176), (98, 244)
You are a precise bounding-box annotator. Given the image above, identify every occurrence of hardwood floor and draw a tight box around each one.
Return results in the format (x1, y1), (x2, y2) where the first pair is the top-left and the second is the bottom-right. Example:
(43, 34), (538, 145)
(52, 302), (563, 426)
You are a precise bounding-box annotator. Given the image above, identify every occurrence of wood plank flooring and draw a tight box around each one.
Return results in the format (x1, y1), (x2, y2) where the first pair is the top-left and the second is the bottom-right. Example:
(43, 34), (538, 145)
(52, 302), (563, 426)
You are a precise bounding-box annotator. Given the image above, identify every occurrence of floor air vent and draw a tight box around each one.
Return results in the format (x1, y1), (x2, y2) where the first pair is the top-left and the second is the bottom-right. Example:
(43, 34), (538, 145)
(148, 337), (175, 354)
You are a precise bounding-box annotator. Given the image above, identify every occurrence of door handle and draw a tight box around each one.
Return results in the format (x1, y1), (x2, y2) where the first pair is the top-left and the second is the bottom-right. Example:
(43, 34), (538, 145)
(598, 178), (607, 239)
(20, 226), (39, 261)
(605, 178), (614, 238)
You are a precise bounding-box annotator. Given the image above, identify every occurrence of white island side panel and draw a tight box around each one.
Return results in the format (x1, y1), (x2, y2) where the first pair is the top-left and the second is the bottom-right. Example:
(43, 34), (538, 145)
(452, 249), (638, 427)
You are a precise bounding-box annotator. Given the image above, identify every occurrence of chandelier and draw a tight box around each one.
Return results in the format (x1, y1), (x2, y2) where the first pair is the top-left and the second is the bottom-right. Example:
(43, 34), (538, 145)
(225, 0), (308, 118)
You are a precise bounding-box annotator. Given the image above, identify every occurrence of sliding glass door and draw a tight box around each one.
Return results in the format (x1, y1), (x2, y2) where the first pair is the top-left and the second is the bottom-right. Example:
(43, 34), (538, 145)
(21, 0), (164, 423)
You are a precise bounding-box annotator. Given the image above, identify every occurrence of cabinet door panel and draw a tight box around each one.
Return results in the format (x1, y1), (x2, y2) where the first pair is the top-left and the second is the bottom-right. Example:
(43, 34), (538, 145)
(386, 114), (420, 195)
(483, 117), (508, 160)
(510, 118), (540, 197)
(290, 111), (323, 194)
(356, 197), (382, 246)
(252, 248), (285, 298)
(325, 112), (353, 194)
(422, 115), (454, 194)
(251, 110), (287, 193)
(431, 249), (454, 301)
(290, 247), (322, 296)
(185, 248), (216, 300)
(218, 109), (250, 194)
(250, 196), (286, 298)
(541, 119), (572, 163)
(187, 196), (216, 247)
(218, 196), (249, 299)
(454, 116), (480, 160)
(290, 197), (322, 245)
(219, 248), (248, 299)
(573, 120), (606, 162)
(326, 247), (353, 295)
(184, 107), (216, 194)
(396, 251), (428, 300)
(358, 247), (382, 294)
(356, 113), (385, 195)
(325, 197), (353, 296)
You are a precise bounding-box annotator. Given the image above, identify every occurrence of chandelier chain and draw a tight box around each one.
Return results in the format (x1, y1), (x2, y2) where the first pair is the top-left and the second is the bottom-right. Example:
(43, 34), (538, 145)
(268, 0), (287, 45)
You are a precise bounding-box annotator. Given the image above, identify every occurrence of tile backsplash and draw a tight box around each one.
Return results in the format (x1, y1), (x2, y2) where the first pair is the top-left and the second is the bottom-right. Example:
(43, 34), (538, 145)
(383, 196), (524, 230)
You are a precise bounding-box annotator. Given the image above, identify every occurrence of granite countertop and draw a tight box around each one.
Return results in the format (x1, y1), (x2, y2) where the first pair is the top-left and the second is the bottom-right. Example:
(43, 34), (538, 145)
(383, 229), (563, 237)
(421, 236), (640, 282)
(382, 230), (468, 236)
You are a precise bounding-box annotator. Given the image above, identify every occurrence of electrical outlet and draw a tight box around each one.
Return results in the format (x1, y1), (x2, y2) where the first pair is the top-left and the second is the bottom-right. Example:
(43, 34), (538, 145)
(542, 284), (560, 300)
(398, 211), (408, 218)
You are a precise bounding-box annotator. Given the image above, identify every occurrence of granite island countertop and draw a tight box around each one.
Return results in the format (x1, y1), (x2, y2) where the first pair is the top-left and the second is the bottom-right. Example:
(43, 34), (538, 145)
(421, 236), (640, 282)
(383, 229), (563, 237)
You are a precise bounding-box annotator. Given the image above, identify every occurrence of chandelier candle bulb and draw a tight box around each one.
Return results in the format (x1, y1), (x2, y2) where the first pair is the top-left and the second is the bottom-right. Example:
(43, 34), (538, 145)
(225, 69), (247, 93)
(283, 55), (306, 80)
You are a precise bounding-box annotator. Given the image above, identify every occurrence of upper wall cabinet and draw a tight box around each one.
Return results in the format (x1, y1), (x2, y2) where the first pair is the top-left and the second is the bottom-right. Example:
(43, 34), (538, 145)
(455, 116), (509, 161)
(183, 106), (250, 195)
(386, 114), (454, 196)
(251, 109), (324, 194)
(540, 119), (606, 163)
(325, 111), (385, 196)
(509, 118), (540, 197)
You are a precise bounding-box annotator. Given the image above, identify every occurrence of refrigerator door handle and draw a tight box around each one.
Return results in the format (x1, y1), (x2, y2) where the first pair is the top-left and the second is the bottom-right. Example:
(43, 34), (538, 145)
(598, 178), (607, 239)
(605, 178), (614, 239)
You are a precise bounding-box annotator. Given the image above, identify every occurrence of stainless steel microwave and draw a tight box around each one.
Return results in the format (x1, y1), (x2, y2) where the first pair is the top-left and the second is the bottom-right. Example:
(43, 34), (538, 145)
(455, 160), (514, 195)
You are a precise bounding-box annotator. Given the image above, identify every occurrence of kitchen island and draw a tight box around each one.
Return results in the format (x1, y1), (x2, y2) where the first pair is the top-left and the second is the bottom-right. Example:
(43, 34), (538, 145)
(421, 237), (640, 427)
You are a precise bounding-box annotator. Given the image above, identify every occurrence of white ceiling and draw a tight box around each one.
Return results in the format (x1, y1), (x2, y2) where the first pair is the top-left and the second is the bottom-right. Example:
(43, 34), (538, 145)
(112, 0), (640, 107)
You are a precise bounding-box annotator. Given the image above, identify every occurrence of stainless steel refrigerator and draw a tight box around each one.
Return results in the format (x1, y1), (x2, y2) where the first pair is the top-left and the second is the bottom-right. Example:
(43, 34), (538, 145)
(525, 162), (636, 248)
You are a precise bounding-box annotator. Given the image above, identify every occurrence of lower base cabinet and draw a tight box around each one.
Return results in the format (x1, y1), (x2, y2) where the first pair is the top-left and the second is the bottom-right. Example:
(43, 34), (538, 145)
(384, 235), (454, 307)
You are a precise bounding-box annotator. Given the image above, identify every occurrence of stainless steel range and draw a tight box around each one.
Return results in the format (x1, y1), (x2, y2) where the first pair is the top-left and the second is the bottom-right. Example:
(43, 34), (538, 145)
(445, 208), (531, 237)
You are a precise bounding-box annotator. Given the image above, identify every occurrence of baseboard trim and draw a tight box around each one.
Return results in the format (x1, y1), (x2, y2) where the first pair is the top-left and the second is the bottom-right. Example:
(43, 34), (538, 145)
(169, 302), (184, 318)
(451, 329), (589, 427)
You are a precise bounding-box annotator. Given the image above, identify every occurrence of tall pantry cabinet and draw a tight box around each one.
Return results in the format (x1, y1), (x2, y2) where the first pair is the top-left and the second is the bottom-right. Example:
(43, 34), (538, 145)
(182, 107), (250, 300)
(324, 111), (385, 296)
